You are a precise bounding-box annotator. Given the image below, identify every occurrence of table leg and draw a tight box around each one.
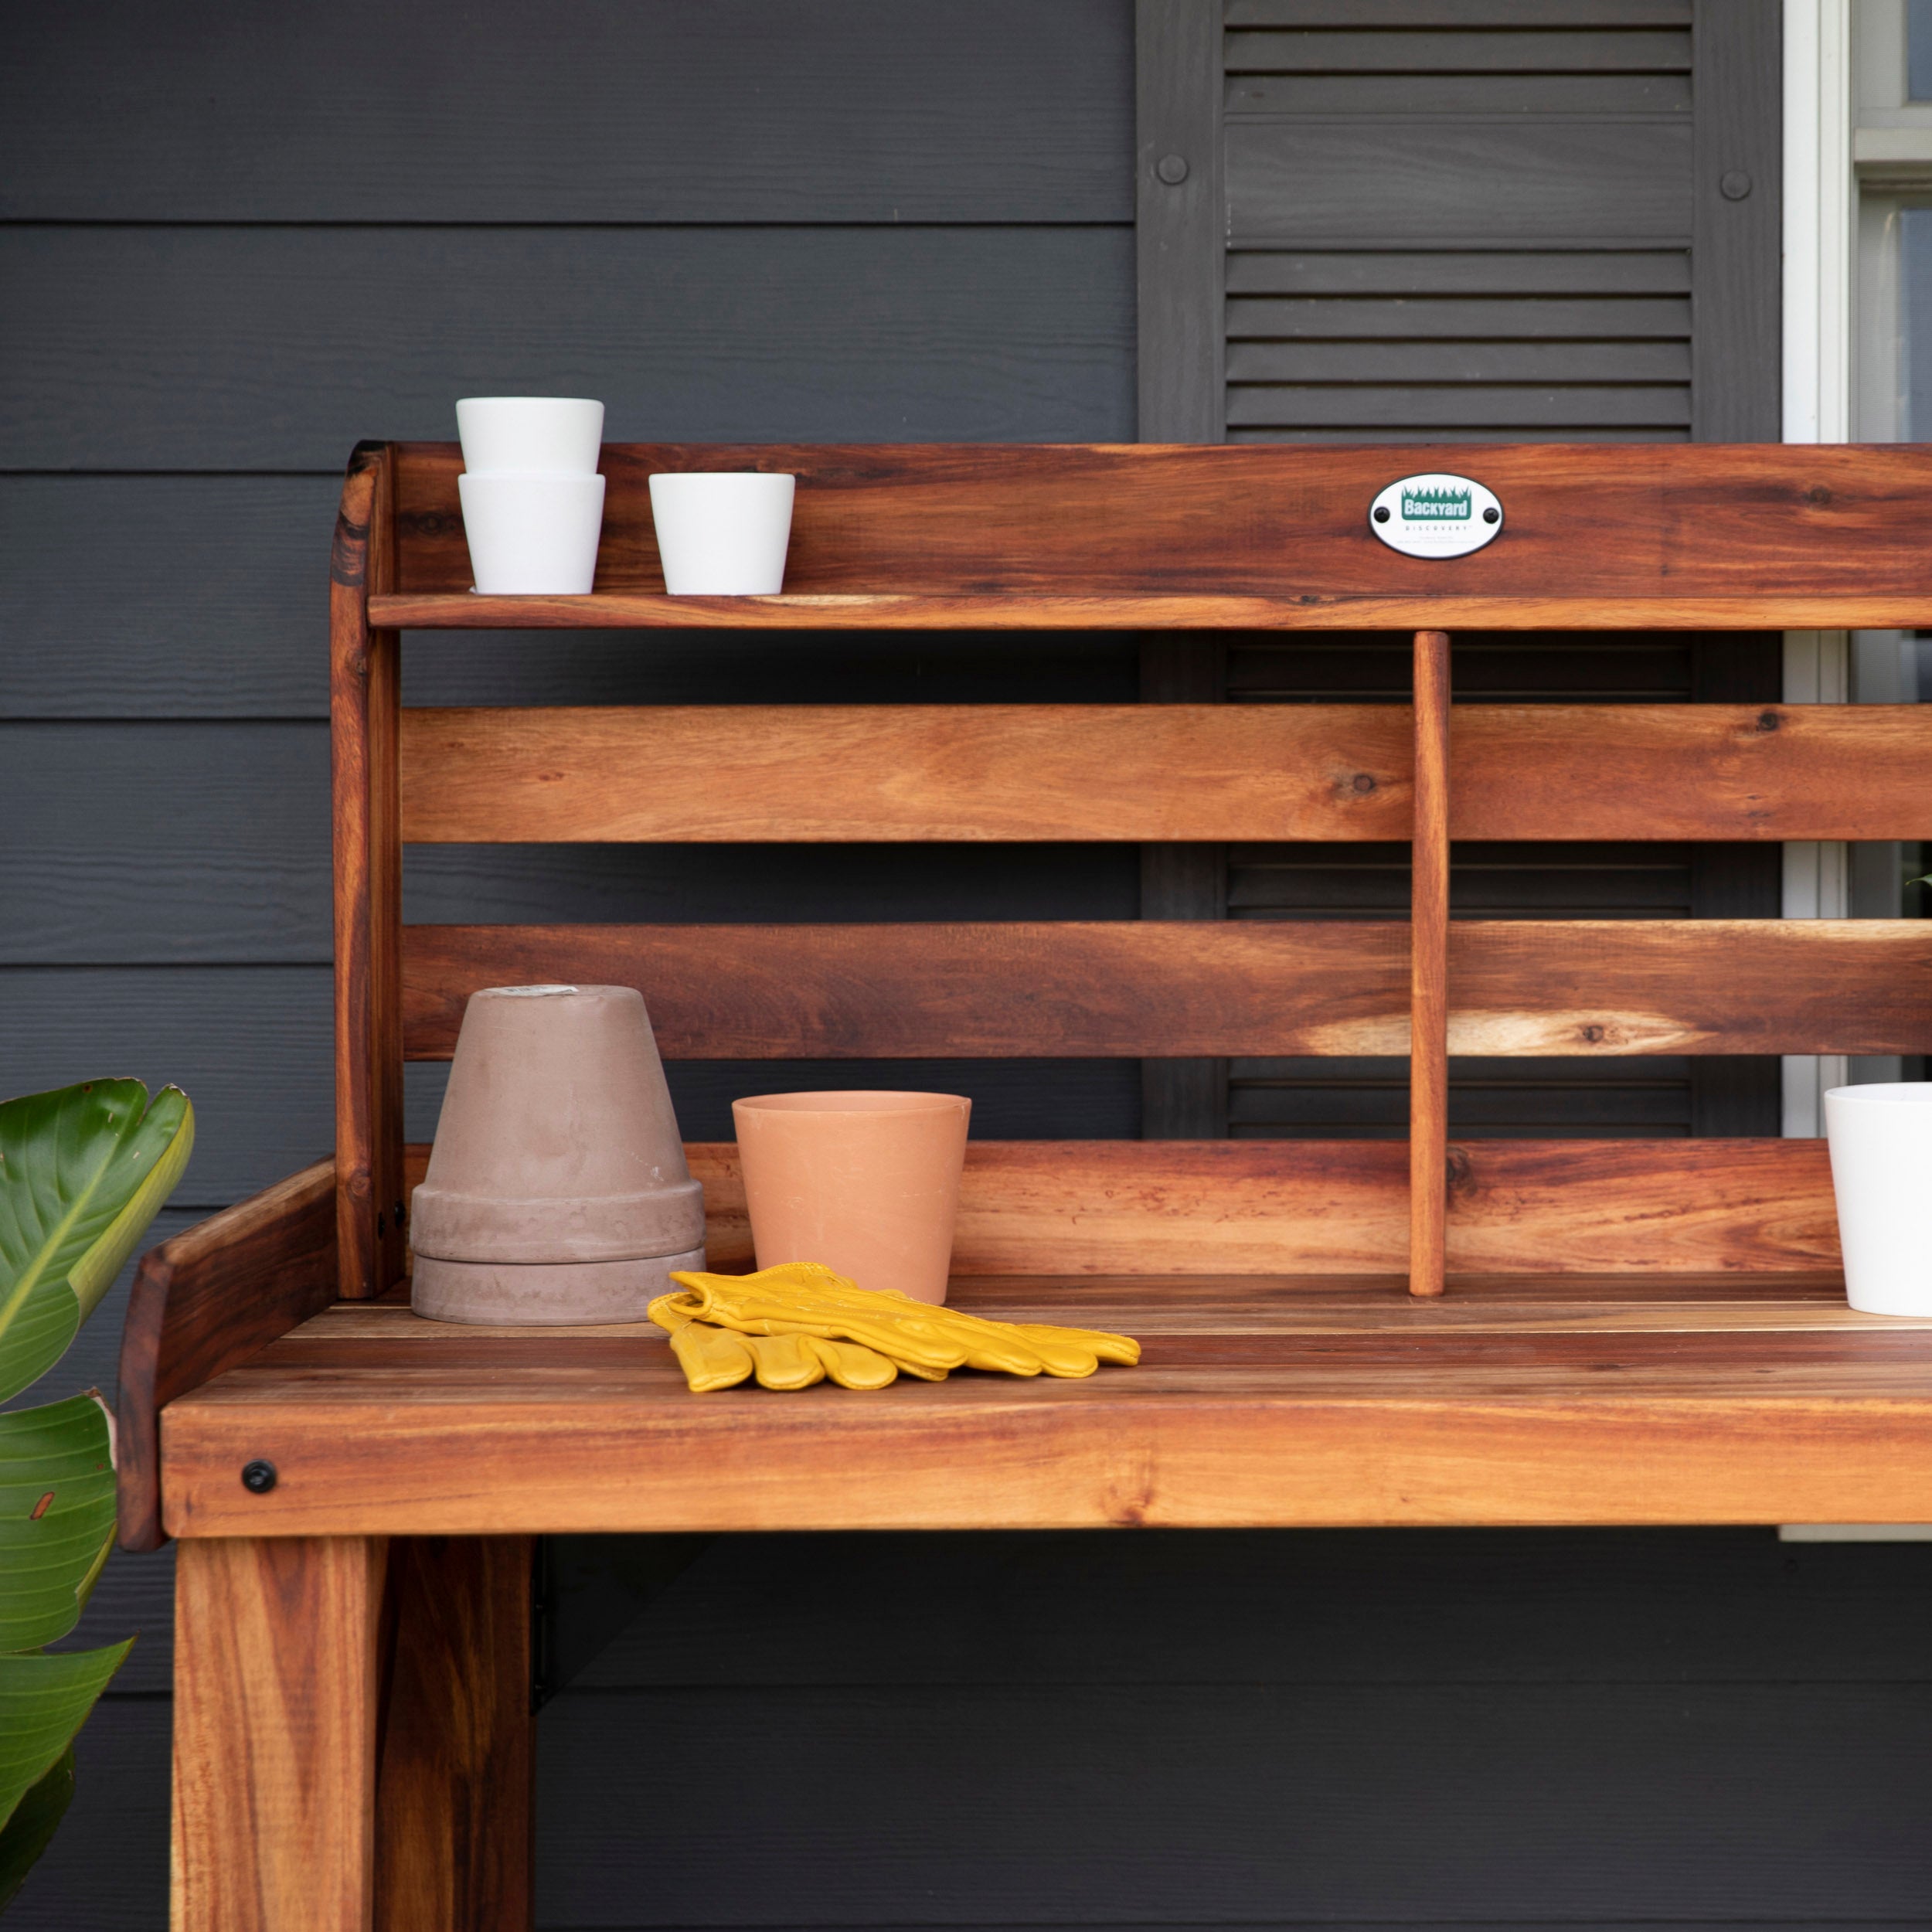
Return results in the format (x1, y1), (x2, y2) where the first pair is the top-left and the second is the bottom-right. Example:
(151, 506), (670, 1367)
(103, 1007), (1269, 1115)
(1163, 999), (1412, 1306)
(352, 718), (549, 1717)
(375, 1536), (536, 1932)
(174, 1536), (386, 1932)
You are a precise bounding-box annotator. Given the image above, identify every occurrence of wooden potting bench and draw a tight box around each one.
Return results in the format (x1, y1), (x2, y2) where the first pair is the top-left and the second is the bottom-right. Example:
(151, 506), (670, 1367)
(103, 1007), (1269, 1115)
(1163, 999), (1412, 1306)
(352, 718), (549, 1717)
(121, 441), (1932, 1931)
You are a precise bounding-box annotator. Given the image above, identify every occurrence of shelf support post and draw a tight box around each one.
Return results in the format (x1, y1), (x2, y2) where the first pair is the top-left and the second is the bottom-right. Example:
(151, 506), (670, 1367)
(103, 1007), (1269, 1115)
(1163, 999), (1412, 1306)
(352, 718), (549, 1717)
(1410, 630), (1451, 1298)
(332, 440), (405, 1298)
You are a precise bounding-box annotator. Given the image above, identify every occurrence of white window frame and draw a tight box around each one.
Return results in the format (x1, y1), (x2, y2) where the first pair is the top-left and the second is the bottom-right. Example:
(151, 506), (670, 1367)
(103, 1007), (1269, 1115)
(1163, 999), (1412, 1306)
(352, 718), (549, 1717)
(1781, 0), (1923, 1132)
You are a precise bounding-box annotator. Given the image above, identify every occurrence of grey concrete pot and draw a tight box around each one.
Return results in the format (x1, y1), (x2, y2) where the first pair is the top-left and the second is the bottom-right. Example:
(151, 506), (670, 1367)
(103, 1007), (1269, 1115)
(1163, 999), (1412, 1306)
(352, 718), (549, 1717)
(410, 985), (705, 1323)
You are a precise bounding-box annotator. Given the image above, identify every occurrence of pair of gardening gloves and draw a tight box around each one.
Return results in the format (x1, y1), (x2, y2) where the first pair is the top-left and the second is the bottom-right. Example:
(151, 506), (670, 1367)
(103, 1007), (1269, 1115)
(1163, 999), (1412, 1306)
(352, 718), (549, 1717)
(650, 1261), (1140, 1393)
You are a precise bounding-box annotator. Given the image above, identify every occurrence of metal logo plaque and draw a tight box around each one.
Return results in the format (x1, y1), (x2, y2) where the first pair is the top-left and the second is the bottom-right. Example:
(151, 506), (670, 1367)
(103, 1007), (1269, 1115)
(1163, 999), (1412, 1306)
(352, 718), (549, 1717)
(1368, 473), (1504, 559)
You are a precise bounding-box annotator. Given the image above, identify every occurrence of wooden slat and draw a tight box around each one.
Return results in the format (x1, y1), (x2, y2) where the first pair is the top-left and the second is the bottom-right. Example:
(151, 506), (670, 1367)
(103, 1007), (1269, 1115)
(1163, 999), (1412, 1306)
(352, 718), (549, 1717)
(1410, 631), (1451, 1298)
(399, 918), (1932, 1062)
(332, 441), (404, 1298)
(403, 921), (1410, 1059)
(1454, 704), (1932, 839)
(654, 1138), (1836, 1277)
(372, 590), (1932, 631)
(1445, 920), (1932, 1055)
(398, 704), (1411, 844)
(116, 1158), (337, 1553)
(386, 443), (1932, 616)
(173, 1536), (384, 1932)
(397, 703), (1932, 844)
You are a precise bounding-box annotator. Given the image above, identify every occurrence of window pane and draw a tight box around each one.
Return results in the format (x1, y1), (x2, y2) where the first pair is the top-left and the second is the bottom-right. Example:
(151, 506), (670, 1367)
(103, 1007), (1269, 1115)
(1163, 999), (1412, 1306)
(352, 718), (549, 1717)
(1912, 0), (1932, 98)
(1903, 209), (1932, 435)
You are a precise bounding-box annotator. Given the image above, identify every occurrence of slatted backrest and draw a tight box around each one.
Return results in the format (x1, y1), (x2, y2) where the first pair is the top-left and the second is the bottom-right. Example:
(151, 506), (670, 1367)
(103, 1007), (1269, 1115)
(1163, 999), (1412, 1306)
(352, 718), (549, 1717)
(331, 441), (1932, 1298)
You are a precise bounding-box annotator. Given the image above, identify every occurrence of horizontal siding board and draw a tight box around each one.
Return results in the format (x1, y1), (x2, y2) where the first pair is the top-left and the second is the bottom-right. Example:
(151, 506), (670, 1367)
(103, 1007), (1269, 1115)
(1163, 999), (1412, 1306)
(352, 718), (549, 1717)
(1227, 121), (1693, 245)
(0, 967), (333, 1207)
(1224, 294), (1692, 337)
(0, 0), (1132, 223)
(1225, 341), (1692, 381)
(0, 227), (1134, 469)
(0, 478), (339, 719)
(536, 1682), (1932, 1924)
(1223, 28), (1692, 71)
(0, 1696), (169, 1931)
(401, 919), (1932, 1060)
(0, 723), (331, 962)
(1226, 251), (1692, 294)
(578, 1526), (1932, 1687)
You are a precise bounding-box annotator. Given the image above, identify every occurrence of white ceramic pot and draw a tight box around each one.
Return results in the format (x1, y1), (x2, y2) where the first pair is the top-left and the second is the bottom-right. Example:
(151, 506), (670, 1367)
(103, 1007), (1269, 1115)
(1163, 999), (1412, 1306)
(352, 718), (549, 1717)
(648, 472), (795, 594)
(456, 396), (604, 475)
(459, 471), (606, 594)
(1823, 1082), (1932, 1315)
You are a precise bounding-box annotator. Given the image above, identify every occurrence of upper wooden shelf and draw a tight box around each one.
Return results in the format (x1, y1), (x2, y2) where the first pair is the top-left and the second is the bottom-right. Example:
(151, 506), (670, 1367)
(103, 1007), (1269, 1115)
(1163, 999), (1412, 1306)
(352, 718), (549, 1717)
(370, 590), (1932, 631)
(369, 440), (1932, 632)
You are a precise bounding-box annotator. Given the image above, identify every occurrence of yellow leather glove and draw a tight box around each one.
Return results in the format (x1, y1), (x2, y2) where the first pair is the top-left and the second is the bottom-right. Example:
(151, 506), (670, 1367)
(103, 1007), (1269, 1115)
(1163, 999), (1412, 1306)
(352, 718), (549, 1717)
(649, 1261), (1140, 1393)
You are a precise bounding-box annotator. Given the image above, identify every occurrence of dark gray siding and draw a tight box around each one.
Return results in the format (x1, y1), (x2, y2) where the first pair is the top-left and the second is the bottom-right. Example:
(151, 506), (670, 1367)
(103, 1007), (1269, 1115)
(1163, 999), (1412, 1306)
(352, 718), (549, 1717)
(4, 7), (1927, 1932)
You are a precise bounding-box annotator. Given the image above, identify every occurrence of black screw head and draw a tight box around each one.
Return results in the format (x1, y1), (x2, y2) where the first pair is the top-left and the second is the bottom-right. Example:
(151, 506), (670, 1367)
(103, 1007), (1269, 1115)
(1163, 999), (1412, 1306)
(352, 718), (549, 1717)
(1720, 169), (1753, 200)
(241, 1459), (278, 1495)
(1481, 506), (1501, 524)
(1372, 505), (1391, 523)
(1155, 154), (1189, 185)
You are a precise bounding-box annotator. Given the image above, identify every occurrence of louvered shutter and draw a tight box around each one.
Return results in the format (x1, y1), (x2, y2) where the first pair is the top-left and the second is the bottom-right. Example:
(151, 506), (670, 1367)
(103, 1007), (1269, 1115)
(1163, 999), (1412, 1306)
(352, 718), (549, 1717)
(1136, 0), (1781, 1139)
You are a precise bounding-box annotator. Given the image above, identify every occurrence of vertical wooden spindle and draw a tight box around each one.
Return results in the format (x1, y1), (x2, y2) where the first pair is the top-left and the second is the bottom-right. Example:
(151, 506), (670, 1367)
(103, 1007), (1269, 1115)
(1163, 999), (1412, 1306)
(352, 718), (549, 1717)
(1410, 630), (1451, 1298)
(332, 441), (405, 1298)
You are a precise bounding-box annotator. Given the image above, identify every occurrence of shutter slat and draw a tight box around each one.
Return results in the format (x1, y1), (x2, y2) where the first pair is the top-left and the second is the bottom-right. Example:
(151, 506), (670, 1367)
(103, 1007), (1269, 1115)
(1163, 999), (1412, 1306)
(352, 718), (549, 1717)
(1226, 341), (1692, 381)
(1227, 295), (1691, 338)
(1223, 29), (1692, 72)
(1226, 253), (1691, 295)
(1229, 73), (1691, 112)
(1225, 2), (1691, 25)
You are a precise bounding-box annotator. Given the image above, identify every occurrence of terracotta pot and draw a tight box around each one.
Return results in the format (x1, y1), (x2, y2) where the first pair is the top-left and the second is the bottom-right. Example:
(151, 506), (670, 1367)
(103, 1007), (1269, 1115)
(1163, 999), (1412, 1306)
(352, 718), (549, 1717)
(411, 985), (705, 1324)
(732, 1090), (971, 1305)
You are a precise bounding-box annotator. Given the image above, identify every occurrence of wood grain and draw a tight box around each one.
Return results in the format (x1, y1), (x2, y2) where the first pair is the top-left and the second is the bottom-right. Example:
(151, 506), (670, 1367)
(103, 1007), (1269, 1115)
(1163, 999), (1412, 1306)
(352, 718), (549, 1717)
(157, 1276), (1932, 1537)
(398, 704), (1410, 844)
(660, 1138), (1838, 1277)
(372, 590), (1932, 631)
(332, 441), (405, 1298)
(400, 918), (1932, 1061)
(397, 702), (1932, 844)
(173, 1536), (385, 1932)
(375, 1537), (533, 1932)
(384, 441), (1932, 617)
(1410, 632), (1451, 1298)
(403, 920), (1410, 1059)
(117, 1158), (337, 1553)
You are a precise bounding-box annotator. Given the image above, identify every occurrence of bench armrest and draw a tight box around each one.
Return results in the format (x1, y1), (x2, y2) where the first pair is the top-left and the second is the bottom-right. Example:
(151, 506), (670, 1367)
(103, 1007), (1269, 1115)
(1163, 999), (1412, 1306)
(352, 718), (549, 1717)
(116, 1160), (338, 1551)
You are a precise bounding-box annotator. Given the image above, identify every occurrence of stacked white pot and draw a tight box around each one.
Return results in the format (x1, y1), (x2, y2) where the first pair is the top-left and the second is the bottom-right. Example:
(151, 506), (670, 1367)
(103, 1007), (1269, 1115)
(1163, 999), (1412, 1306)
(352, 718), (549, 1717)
(457, 396), (607, 594)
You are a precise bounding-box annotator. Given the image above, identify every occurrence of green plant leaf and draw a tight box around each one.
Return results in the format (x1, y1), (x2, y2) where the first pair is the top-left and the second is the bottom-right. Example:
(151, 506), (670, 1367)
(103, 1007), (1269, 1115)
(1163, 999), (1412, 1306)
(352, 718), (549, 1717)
(0, 1081), (193, 1403)
(0, 1396), (116, 1653)
(0, 1647), (129, 1837)
(0, 1747), (74, 1915)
